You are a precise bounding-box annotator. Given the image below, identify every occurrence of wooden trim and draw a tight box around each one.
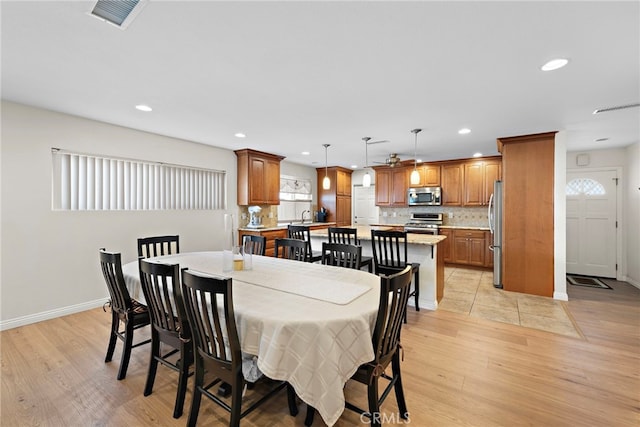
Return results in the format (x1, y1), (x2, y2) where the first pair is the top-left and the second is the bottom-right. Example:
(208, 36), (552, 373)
(496, 131), (558, 153)
(233, 148), (285, 161)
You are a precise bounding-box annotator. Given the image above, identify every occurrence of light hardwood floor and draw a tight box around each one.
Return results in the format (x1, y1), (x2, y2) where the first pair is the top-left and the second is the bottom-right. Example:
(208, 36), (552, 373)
(2, 274), (639, 426)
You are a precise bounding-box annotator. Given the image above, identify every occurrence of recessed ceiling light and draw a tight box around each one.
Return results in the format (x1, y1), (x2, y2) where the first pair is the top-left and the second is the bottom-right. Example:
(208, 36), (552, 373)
(473, 152), (483, 158)
(458, 128), (471, 135)
(135, 104), (152, 112)
(595, 138), (609, 142)
(416, 159), (423, 163)
(301, 151), (310, 155)
(541, 58), (569, 71)
(350, 164), (358, 169)
(234, 133), (246, 138)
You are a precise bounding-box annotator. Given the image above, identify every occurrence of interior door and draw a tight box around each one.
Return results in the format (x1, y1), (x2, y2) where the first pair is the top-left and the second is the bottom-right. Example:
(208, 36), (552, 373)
(353, 185), (378, 225)
(566, 169), (618, 278)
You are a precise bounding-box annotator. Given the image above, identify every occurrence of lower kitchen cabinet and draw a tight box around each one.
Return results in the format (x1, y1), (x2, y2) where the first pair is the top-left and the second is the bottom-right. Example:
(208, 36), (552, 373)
(239, 228), (286, 257)
(441, 228), (492, 268)
(439, 229), (453, 263)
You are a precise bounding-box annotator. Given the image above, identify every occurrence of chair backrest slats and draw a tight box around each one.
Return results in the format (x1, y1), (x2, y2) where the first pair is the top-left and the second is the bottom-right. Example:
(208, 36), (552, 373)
(139, 259), (188, 338)
(137, 235), (180, 259)
(371, 230), (409, 274)
(100, 249), (133, 313)
(287, 225), (313, 260)
(181, 269), (240, 371)
(321, 242), (362, 270)
(274, 238), (308, 261)
(242, 234), (266, 256)
(372, 265), (412, 365)
(328, 227), (359, 245)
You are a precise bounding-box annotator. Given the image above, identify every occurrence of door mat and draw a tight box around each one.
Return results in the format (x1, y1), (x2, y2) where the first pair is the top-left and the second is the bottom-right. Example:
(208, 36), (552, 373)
(567, 275), (612, 289)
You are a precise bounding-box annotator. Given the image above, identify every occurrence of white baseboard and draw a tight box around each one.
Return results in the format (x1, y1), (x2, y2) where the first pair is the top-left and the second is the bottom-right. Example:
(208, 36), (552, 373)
(624, 275), (640, 290)
(0, 298), (107, 331)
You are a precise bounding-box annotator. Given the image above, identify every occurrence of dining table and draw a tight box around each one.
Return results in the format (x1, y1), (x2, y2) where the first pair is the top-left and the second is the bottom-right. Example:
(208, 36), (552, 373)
(121, 251), (380, 426)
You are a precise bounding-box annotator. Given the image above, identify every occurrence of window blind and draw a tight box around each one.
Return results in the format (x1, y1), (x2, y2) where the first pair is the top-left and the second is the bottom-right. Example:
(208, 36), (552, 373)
(52, 149), (226, 211)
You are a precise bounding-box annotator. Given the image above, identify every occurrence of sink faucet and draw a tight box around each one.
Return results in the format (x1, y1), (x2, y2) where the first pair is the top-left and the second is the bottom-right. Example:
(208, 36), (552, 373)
(301, 210), (310, 223)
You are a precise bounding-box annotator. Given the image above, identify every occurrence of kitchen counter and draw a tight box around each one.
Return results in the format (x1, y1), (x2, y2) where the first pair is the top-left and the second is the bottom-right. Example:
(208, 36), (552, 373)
(311, 225), (447, 246)
(239, 222), (336, 232)
(310, 225), (447, 310)
(439, 225), (490, 231)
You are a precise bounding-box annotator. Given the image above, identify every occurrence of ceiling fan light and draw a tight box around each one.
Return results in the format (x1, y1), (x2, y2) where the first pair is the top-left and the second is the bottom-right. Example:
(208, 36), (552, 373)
(410, 169), (420, 185)
(362, 171), (371, 188)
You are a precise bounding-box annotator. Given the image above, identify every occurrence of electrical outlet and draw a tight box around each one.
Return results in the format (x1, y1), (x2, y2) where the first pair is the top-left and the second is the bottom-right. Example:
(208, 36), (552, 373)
(382, 211), (388, 217)
(392, 212), (397, 217)
(241, 213), (247, 220)
(448, 212), (453, 219)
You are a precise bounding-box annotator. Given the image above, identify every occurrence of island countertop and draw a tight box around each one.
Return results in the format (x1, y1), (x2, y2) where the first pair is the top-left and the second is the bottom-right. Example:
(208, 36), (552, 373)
(310, 225), (447, 246)
(238, 222), (336, 232)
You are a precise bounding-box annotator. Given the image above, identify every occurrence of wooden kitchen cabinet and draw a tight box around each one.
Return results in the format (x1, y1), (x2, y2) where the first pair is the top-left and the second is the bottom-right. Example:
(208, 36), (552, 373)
(441, 228), (491, 267)
(374, 166), (408, 206)
(239, 228), (286, 257)
(235, 149), (285, 205)
(407, 164), (441, 187)
(498, 132), (556, 297)
(452, 229), (486, 266)
(317, 167), (352, 226)
(441, 162), (464, 206)
(463, 158), (502, 206)
(439, 228), (453, 263)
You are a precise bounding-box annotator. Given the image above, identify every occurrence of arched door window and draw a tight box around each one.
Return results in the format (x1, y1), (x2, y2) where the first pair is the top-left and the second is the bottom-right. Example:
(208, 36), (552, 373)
(566, 178), (606, 196)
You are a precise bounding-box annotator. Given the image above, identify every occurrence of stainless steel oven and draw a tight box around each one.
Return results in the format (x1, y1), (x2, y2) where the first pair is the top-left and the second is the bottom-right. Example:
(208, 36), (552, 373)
(404, 212), (443, 235)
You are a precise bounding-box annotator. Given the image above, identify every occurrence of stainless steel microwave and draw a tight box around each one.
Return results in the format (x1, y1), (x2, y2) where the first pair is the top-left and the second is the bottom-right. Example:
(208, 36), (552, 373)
(407, 187), (442, 206)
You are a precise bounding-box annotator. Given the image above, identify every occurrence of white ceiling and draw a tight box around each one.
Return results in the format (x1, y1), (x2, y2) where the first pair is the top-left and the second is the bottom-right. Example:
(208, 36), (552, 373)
(2, 1), (639, 170)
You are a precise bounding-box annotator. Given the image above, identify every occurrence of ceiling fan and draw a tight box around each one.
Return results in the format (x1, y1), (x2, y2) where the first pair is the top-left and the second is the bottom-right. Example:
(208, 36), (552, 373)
(372, 152), (403, 167)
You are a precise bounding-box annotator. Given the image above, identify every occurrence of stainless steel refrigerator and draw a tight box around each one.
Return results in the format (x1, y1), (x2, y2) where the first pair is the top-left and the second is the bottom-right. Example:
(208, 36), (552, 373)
(488, 180), (503, 289)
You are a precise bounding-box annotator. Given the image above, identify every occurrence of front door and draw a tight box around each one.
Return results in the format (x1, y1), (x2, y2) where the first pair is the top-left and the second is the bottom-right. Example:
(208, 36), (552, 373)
(566, 169), (618, 278)
(353, 185), (378, 225)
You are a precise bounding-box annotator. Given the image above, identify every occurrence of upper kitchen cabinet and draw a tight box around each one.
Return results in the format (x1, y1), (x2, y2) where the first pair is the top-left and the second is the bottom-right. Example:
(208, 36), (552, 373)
(463, 157), (502, 206)
(441, 162), (464, 206)
(235, 149), (285, 205)
(317, 166), (353, 226)
(373, 166), (408, 206)
(406, 164), (441, 187)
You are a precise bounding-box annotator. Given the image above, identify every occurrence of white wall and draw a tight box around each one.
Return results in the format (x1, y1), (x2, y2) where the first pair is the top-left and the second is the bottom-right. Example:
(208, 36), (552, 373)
(566, 146), (640, 287)
(554, 132), (568, 300)
(625, 143), (640, 286)
(1, 101), (239, 329)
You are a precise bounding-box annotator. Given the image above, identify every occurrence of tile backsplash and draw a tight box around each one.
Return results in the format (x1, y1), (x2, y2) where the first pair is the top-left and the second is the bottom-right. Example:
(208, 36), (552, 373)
(377, 206), (489, 228)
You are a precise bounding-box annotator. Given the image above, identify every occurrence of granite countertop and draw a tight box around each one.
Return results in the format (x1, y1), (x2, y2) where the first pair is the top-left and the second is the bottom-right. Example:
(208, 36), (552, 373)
(238, 222), (336, 232)
(439, 225), (490, 231)
(310, 225), (446, 246)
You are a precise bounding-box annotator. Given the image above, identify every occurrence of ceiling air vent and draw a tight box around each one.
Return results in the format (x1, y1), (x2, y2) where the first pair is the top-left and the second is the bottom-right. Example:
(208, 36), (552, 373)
(90, 0), (147, 29)
(592, 103), (640, 114)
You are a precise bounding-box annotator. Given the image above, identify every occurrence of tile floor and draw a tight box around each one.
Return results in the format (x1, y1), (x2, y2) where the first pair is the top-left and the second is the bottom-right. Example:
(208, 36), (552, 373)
(438, 267), (582, 338)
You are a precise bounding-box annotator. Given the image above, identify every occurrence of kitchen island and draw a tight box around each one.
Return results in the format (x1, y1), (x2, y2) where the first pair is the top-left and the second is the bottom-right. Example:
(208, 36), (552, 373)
(239, 222), (336, 257)
(310, 225), (447, 310)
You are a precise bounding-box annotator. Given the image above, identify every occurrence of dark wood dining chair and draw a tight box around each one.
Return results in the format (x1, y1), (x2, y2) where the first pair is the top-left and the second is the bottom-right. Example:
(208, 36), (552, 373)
(274, 238), (308, 262)
(287, 225), (322, 262)
(304, 265), (413, 427)
(137, 235), (180, 258)
(242, 234), (266, 256)
(99, 249), (151, 380)
(328, 227), (373, 272)
(370, 229), (420, 322)
(321, 242), (362, 270)
(180, 269), (298, 427)
(138, 258), (193, 419)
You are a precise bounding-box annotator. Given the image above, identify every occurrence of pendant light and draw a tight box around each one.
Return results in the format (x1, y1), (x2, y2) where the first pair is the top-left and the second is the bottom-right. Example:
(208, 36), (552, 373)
(322, 144), (331, 190)
(410, 128), (422, 185)
(362, 137), (371, 187)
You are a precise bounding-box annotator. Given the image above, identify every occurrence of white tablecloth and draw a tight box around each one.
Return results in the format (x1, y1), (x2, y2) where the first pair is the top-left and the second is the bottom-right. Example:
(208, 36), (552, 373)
(122, 251), (380, 426)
